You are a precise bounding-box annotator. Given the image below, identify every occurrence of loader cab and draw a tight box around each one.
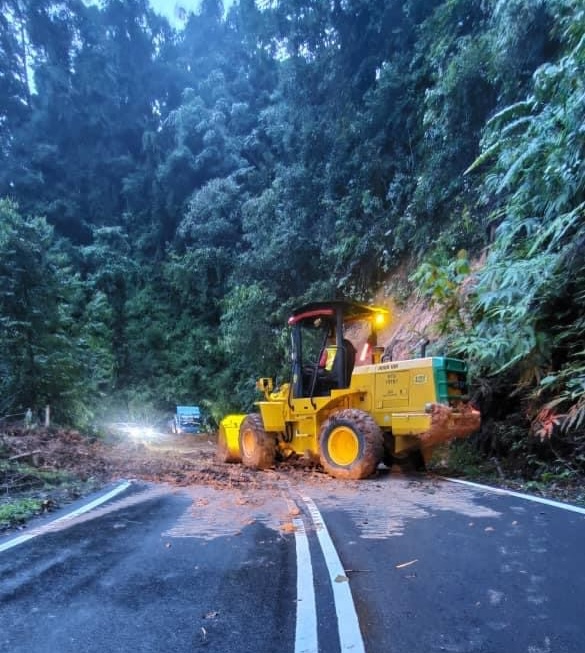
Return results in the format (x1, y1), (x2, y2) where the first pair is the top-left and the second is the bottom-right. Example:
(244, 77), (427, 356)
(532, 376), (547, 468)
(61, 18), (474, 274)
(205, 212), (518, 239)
(288, 301), (387, 399)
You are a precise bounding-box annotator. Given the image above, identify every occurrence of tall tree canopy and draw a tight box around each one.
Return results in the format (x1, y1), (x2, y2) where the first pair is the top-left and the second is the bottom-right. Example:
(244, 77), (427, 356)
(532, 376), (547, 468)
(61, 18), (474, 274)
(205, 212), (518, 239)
(0, 0), (582, 450)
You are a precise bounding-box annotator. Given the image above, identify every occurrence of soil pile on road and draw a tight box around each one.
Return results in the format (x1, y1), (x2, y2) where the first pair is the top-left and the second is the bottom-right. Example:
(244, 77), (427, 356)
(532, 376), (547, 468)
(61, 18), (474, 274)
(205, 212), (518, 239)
(0, 426), (332, 519)
(1, 426), (109, 481)
(99, 432), (331, 491)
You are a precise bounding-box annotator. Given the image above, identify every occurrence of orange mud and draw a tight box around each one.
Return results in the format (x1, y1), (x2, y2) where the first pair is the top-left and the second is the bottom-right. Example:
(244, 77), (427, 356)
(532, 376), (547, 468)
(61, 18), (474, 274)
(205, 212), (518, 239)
(0, 426), (332, 494)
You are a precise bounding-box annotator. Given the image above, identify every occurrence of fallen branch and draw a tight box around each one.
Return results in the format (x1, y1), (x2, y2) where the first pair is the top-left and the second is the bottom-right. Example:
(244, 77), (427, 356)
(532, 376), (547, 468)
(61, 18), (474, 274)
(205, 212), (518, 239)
(0, 480), (42, 491)
(395, 559), (418, 569)
(491, 457), (505, 479)
(9, 450), (42, 462)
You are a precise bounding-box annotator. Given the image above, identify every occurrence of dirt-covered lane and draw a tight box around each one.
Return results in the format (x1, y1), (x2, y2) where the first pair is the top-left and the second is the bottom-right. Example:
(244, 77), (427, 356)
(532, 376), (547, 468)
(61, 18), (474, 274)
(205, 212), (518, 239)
(3, 425), (584, 534)
(0, 427), (335, 530)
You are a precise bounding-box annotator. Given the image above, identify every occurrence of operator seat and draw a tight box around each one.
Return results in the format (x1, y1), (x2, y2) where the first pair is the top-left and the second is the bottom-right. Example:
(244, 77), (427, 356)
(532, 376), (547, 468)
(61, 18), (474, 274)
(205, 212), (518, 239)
(339, 338), (356, 385)
(314, 339), (356, 395)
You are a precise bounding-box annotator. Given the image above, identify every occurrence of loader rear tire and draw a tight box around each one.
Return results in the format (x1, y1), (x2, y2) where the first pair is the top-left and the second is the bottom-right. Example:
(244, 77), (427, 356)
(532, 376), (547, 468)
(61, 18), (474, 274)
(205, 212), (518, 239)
(319, 409), (384, 480)
(239, 414), (275, 470)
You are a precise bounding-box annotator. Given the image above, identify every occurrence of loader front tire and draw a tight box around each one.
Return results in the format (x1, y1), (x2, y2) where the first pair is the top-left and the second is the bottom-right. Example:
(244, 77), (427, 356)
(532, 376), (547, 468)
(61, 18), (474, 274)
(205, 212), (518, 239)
(319, 409), (383, 480)
(239, 414), (275, 470)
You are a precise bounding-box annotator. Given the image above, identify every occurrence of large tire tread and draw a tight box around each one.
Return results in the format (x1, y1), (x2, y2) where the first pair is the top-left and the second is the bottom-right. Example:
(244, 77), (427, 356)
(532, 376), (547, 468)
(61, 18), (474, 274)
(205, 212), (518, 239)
(239, 413), (275, 470)
(319, 408), (383, 480)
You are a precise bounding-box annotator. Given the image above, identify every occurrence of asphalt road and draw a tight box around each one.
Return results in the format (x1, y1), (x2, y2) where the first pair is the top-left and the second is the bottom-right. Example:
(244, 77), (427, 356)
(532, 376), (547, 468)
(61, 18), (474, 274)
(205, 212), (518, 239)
(1, 472), (584, 653)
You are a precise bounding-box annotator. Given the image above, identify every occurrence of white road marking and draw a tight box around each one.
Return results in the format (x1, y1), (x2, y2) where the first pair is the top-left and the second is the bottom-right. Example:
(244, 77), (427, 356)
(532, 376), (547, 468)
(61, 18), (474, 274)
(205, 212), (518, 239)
(303, 496), (366, 653)
(446, 478), (585, 515)
(0, 531), (36, 553)
(52, 480), (132, 522)
(293, 517), (318, 653)
(0, 481), (132, 553)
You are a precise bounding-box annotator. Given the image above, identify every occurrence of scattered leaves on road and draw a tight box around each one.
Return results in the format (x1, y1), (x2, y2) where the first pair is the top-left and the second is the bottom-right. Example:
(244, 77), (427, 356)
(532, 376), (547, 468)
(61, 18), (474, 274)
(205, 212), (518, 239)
(204, 611), (219, 620)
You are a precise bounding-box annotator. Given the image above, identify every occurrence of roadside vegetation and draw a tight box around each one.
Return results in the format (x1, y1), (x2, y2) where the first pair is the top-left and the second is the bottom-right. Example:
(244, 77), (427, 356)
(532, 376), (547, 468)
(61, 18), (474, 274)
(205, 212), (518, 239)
(0, 427), (104, 530)
(0, 0), (583, 497)
(0, 498), (44, 530)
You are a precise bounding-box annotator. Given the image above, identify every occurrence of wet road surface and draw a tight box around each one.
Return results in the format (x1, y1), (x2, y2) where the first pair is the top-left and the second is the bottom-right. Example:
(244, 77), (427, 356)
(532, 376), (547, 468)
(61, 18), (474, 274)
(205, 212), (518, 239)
(1, 472), (584, 652)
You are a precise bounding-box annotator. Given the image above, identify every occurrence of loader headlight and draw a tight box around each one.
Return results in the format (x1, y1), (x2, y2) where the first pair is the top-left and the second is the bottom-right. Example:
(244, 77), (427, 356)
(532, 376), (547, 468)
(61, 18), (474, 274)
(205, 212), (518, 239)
(424, 402), (434, 414)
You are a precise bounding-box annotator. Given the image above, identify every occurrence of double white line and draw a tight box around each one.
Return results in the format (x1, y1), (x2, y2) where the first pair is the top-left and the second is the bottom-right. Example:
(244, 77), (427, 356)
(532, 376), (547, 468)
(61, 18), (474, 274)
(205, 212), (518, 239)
(2, 483), (366, 652)
(293, 496), (365, 653)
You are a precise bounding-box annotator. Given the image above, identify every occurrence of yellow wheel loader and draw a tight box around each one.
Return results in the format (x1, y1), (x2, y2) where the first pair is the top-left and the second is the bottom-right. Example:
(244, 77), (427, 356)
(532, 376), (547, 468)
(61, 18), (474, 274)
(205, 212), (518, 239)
(217, 301), (480, 479)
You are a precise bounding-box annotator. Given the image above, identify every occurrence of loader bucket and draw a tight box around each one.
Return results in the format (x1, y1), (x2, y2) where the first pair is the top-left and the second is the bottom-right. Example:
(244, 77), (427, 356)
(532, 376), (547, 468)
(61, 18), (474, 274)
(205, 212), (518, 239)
(217, 413), (246, 463)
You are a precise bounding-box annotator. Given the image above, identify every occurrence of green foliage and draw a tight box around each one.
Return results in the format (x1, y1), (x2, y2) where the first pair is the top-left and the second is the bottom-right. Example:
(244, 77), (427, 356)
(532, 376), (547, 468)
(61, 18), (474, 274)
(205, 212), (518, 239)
(410, 250), (471, 334)
(0, 0), (582, 458)
(0, 200), (125, 426)
(220, 282), (284, 411)
(0, 200), (78, 416)
(0, 458), (72, 485)
(459, 3), (585, 432)
(429, 440), (493, 478)
(0, 498), (43, 529)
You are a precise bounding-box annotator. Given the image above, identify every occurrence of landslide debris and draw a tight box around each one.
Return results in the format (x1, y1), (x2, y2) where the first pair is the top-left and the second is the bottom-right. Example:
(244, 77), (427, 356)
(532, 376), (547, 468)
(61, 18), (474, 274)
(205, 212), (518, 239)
(0, 426), (328, 530)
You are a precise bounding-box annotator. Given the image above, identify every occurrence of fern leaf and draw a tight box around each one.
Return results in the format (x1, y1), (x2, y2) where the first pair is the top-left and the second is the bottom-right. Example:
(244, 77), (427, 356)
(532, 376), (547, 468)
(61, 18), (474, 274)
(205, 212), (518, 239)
(485, 99), (536, 130)
(465, 140), (505, 175)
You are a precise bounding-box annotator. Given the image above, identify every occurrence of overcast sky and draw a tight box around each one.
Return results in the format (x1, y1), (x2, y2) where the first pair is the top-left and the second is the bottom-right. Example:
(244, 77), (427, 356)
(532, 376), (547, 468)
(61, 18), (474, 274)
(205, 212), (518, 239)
(148, 0), (234, 24)
(149, 1), (197, 23)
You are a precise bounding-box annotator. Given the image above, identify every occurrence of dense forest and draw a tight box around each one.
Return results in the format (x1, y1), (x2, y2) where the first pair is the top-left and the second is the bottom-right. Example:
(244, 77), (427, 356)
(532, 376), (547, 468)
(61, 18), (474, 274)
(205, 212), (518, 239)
(0, 0), (583, 470)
